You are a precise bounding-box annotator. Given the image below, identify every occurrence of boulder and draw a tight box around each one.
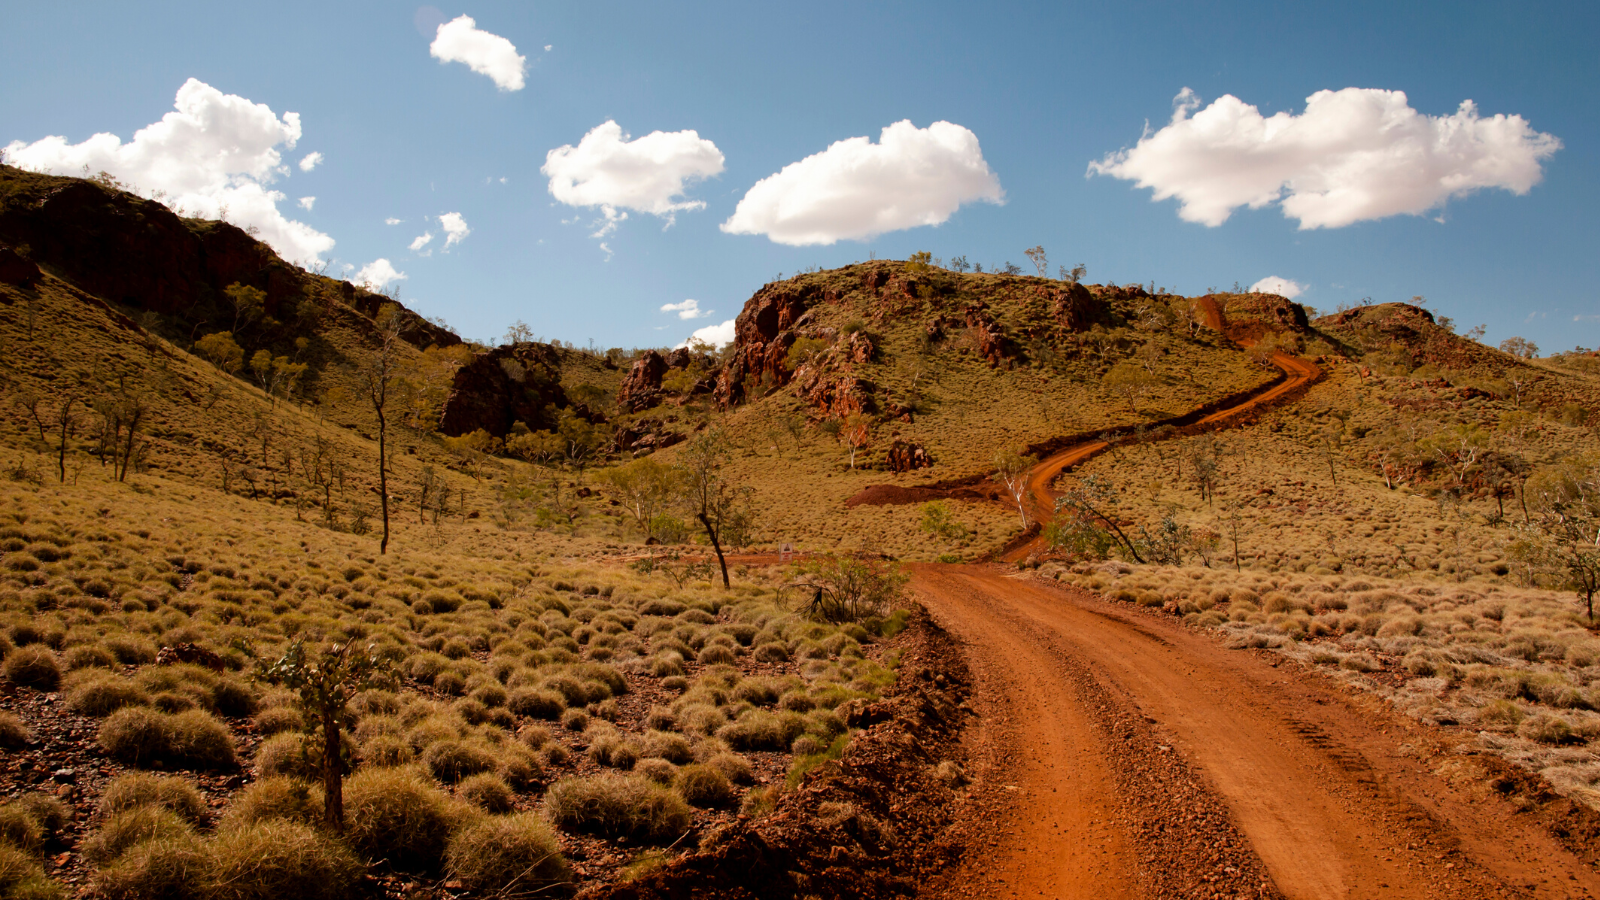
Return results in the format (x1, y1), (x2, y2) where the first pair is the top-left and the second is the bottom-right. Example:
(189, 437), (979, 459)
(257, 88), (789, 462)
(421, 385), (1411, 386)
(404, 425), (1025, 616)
(618, 350), (669, 412)
(886, 441), (933, 473)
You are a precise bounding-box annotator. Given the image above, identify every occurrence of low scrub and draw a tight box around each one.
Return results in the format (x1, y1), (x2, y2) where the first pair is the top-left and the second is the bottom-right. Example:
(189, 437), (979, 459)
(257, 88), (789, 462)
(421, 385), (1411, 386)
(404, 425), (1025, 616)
(98, 708), (237, 769)
(544, 773), (691, 843)
(342, 767), (475, 872)
(445, 813), (572, 897)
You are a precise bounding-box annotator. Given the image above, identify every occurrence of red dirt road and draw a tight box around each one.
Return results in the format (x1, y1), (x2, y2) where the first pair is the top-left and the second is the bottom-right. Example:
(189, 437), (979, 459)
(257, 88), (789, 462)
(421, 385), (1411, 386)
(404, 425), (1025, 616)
(913, 565), (1600, 900)
(1004, 349), (1320, 561)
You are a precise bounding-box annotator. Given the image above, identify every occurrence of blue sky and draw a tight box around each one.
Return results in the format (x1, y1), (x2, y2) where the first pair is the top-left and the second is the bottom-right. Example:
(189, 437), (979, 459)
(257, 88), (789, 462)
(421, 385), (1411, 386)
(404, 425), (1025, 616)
(3, 0), (1596, 352)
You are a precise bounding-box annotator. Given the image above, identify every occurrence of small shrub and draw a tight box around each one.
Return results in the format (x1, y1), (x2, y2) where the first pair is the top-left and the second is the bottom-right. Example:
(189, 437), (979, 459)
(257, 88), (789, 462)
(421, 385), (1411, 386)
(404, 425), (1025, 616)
(753, 643), (790, 663)
(457, 773), (514, 814)
(2, 646), (60, 690)
(99, 773), (208, 824)
(13, 794), (69, 842)
(66, 677), (150, 717)
(253, 732), (313, 779)
(206, 819), (362, 900)
(446, 813), (572, 897)
(718, 710), (803, 751)
(343, 767), (472, 872)
(544, 774), (692, 843)
(635, 759), (677, 785)
(705, 752), (754, 785)
(560, 708), (588, 732)
(0, 711), (31, 749)
(507, 688), (565, 719)
(82, 807), (195, 867)
(640, 730), (693, 765)
(1478, 700), (1523, 727)
(251, 706), (302, 736)
(99, 708), (237, 769)
(360, 734), (414, 768)
(675, 764), (734, 808)
(697, 645), (737, 666)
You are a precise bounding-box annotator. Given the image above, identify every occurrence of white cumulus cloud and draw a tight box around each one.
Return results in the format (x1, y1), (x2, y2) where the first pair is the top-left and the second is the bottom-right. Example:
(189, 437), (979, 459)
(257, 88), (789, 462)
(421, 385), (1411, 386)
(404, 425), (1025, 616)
(4, 78), (334, 264)
(439, 212), (470, 248)
(409, 232), (434, 252)
(355, 258), (405, 290)
(298, 151), (323, 172)
(1248, 276), (1305, 298)
(429, 15), (526, 91)
(1089, 87), (1562, 229)
(297, 196), (315, 211)
(680, 318), (736, 349)
(721, 120), (1003, 246)
(542, 120), (725, 246)
(661, 299), (710, 320)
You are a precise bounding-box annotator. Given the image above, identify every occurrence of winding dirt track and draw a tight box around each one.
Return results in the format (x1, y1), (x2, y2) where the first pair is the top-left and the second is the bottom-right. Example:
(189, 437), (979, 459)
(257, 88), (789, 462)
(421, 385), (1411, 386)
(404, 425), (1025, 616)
(1002, 348), (1320, 561)
(914, 566), (1600, 899)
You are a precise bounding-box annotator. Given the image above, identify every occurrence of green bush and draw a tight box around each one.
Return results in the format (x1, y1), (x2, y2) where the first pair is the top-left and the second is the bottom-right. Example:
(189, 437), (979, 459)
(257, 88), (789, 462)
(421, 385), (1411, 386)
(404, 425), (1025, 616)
(342, 767), (473, 872)
(446, 813), (571, 897)
(98, 773), (208, 825)
(2, 646), (60, 690)
(544, 773), (691, 843)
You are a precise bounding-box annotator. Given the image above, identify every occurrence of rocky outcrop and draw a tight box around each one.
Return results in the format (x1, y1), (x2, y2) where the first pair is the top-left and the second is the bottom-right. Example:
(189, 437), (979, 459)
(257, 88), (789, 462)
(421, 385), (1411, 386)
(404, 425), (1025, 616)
(438, 343), (572, 437)
(0, 165), (457, 350)
(963, 302), (1018, 368)
(886, 441), (933, 473)
(801, 375), (877, 420)
(0, 245), (40, 285)
(610, 418), (686, 455)
(1051, 281), (1104, 332)
(618, 351), (669, 413)
(714, 280), (829, 409)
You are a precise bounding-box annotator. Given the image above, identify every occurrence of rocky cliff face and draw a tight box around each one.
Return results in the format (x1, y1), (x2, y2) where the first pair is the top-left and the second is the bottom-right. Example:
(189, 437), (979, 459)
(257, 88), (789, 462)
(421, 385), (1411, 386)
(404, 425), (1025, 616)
(439, 343), (578, 438)
(0, 165), (457, 352)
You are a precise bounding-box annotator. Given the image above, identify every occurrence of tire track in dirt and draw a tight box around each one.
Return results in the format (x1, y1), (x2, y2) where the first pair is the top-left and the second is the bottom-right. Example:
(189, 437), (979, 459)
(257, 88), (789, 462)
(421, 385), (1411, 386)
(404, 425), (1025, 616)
(914, 565), (1600, 899)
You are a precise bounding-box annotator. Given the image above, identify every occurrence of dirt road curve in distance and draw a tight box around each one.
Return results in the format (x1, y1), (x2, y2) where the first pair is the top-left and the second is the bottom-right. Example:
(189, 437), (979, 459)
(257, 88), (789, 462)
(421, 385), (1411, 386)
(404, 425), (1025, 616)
(913, 564), (1600, 900)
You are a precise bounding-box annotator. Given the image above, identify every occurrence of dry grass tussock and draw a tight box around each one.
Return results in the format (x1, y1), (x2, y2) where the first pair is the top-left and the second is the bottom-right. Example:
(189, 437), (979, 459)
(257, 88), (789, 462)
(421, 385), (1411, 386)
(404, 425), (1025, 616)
(1043, 558), (1600, 808)
(0, 451), (903, 896)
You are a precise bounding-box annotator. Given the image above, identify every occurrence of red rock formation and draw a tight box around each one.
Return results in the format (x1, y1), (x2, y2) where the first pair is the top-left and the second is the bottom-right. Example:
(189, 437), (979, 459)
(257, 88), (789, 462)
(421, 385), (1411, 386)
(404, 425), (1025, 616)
(886, 441), (933, 473)
(439, 343), (574, 437)
(617, 350), (669, 413)
(1051, 282), (1104, 332)
(845, 331), (876, 364)
(802, 375), (877, 420)
(0, 166), (458, 350)
(964, 302), (1017, 368)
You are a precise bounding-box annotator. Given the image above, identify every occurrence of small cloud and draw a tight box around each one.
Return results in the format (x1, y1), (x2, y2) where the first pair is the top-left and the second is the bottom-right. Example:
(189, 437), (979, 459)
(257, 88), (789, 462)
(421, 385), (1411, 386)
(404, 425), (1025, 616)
(679, 318), (736, 348)
(1248, 276), (1306, 298)
(439, 212), (470, 248)
(1575, 314), (1599, 322)
(722, 120), (1003, 246)
(542, 120), (725, 250)
(429, 15), (527, 91)
(544, 44), (552, 52)
(385, 217), (402, 225)
(297, 196), (315, 211)
(298, 151), (323, 172)
(355, 258), (405, 290)
(409, 232), (434, 251)
(660, 299), (711, 320)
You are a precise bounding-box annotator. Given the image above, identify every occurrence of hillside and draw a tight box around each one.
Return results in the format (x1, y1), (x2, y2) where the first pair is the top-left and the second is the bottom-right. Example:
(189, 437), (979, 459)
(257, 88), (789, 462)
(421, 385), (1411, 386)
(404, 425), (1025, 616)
(3, 165), (1600, 899)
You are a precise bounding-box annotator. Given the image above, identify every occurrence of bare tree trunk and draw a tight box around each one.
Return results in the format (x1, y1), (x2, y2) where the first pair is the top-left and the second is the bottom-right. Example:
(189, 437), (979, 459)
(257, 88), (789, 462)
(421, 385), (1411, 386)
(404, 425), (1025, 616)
(377, 410), (390, 555)
(698, 512), (729, 588)
(322, 706), (344, 831)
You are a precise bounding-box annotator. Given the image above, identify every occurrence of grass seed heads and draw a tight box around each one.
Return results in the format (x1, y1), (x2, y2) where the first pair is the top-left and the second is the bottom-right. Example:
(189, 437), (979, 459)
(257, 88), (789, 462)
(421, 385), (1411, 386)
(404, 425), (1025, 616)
(544, 773), (691, 844)
(445, 813), (572, 897)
